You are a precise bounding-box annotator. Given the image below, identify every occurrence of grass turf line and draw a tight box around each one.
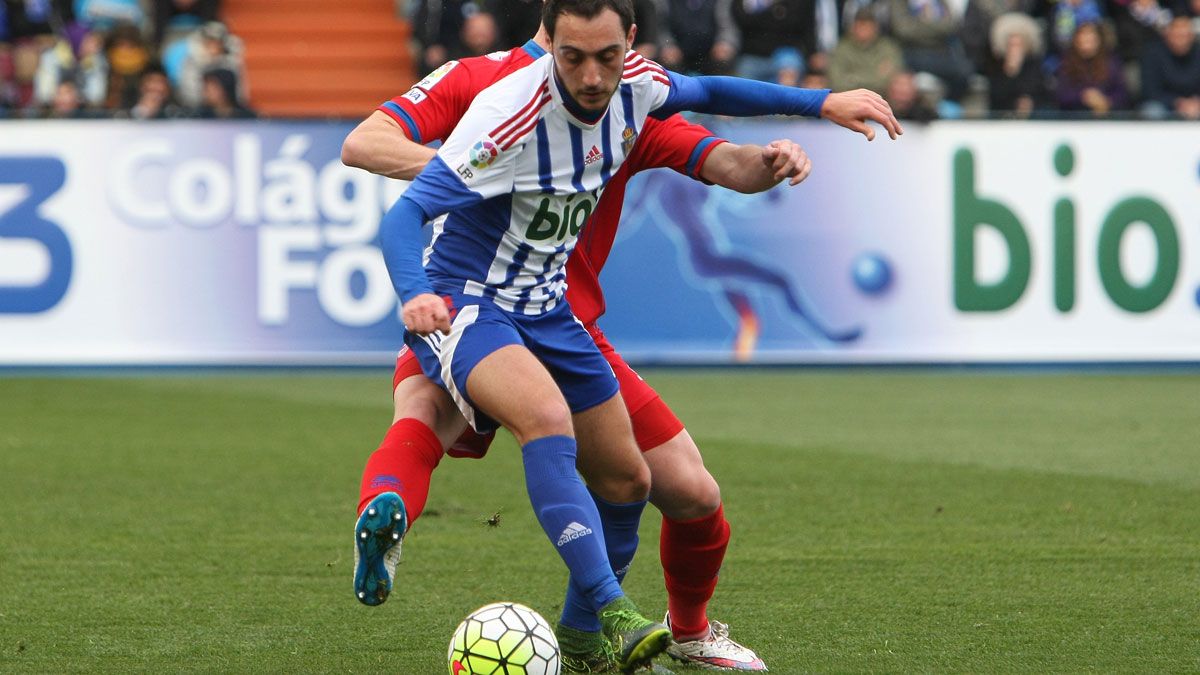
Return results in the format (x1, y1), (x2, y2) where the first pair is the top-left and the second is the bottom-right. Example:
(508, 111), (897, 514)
(0, 372), (1196, 672)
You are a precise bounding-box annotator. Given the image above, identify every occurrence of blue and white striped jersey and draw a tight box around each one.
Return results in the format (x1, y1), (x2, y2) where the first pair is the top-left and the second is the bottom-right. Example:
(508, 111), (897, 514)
(402, 50), (676, 315)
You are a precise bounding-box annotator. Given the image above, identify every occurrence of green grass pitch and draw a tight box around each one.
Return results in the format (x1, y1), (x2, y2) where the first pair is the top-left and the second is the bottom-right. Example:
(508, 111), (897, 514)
(1, 370), (1197, 672)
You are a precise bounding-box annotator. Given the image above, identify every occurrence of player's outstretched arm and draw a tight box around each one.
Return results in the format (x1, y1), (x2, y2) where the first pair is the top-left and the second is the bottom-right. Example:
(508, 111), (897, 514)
(655, 73), (903, 141)
(699, 139), (812, 193)
(341, 111), (437, 180)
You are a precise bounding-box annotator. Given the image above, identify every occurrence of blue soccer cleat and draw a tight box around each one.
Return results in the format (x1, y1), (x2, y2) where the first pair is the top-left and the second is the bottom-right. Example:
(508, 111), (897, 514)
(353, 492), (407, 606)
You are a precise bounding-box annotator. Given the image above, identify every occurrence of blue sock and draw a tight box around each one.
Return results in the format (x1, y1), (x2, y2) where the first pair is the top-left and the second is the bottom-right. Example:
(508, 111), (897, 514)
(522, 436), (623, 628)
(561, 489), (648, 632)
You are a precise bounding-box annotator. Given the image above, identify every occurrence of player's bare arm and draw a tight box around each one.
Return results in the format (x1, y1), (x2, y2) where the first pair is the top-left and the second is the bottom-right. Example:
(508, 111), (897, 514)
(820, 88), (904, 141)
(341, 111), (437, 180)
(699, 139), (811, 193)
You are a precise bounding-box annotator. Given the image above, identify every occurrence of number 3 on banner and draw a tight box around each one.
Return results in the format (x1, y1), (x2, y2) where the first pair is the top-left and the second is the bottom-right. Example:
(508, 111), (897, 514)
(0, 158), (72, 314)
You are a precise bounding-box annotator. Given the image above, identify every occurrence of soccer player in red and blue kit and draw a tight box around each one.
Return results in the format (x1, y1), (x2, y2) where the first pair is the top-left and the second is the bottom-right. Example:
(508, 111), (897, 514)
(345, 3), (901, 670)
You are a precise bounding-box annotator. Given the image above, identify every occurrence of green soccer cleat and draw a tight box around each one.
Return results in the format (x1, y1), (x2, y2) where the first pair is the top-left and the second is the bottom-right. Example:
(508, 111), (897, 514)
(598, 597), (673, 673)
(352, 492), (407, 606)
(558, 623), (618, 673)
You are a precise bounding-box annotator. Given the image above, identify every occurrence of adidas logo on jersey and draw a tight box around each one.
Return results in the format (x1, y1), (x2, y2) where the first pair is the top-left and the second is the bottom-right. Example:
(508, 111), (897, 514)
(584, 145), (604, 166)
(556, 521), (594, 546)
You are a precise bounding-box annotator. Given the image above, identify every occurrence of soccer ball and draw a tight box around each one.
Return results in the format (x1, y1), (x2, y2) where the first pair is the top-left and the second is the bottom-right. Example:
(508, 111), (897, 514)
(447, 602), (561, 675)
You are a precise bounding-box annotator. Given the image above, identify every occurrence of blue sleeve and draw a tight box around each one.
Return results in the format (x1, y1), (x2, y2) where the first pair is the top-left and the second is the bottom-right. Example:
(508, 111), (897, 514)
(380, 156), (483, 304)
(380, 196), (433, 303)
(653, 71), (830, 119)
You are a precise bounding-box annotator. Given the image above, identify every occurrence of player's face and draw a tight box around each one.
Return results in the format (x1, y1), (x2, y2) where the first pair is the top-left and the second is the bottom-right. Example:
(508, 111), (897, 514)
(552, 9), (634, 113)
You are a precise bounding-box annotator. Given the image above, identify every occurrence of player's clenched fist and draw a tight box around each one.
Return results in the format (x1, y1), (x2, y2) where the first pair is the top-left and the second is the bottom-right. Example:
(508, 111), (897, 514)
(402, 293), (451, 336)
(760, 140), (812, 186)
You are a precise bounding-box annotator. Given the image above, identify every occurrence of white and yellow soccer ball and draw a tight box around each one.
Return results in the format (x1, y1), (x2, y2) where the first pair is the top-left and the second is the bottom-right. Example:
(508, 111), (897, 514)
(447, 602), (561, 675)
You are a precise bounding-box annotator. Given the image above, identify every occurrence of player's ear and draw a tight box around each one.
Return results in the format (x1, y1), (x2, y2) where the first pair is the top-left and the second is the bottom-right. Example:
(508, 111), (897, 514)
(627, 24), (637, 49)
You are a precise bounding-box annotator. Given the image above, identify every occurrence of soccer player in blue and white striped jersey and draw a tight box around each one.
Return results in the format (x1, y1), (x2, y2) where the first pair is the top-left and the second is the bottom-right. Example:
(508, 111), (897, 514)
(377, 0), (896, 668)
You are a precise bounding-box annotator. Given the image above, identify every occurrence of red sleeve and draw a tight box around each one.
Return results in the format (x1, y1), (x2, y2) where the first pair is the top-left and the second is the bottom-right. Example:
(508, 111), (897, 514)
(376, 60), (474, 144)
(625, 114), (727, 180)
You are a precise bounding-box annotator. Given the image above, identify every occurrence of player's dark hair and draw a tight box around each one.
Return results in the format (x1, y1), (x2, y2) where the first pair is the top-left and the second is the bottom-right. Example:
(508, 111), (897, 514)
(542, 0), (635, 40)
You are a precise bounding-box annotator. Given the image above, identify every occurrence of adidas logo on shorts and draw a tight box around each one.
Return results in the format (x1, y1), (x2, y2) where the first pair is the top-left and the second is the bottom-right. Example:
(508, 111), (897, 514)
(556, 521), (594, 546)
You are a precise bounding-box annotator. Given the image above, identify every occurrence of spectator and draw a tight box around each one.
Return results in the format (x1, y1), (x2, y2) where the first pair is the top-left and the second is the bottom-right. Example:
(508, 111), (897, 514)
(153, 0), (218, 48)
(177, 20), (244, 108)
(960, 0), (1034, 70)
(43, 77), (92, 116)
(1056, 21), (1129, 115)
(987, 12), (1046, 116)
(195, 66), (253, 118)
(1038, 0), (1104, 56)
(888, 0), (974, 99)
(1111, 0), (1172, 64)
(2, 0), (69, 109)
(104, 23), (149, 109)
(807, 0), (842, 75)
(828, 7), (903, 93)
(129, 65), (180, 118)
(461, 10), (499, 55)
(731, 0), (817, 85)
(886, 69), (939, 119)
(412, 0), (476, 70)
(1140, 15), (1200, 118)
(33, 29), (107, 108)
(658, 0), (738, 74)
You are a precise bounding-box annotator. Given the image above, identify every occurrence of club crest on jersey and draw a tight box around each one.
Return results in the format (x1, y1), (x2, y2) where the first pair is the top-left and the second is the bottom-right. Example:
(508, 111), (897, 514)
(621, 126), (638, 154)
(468, 140), (500, 170)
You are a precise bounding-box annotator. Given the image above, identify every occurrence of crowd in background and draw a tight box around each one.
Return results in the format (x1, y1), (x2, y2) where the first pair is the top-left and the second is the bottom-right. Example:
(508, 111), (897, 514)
(405, 0), (1200, 119)
(4, 0), (1197, 120)
(0, 0), (252, 118)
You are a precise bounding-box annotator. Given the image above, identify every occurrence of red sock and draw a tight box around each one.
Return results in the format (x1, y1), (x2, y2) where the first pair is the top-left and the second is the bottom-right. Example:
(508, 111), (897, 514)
(357, 418), (444, 525)
(660, 504), (731, 639)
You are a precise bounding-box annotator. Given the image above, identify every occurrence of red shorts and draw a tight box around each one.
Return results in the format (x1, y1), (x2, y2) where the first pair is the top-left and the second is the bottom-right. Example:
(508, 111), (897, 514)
(390, 326), (684, 456)
(586, 324), (685, 452)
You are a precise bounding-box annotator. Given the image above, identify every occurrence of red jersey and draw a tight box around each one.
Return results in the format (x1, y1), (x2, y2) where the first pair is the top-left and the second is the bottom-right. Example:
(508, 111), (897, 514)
(378, 41), (725, 325)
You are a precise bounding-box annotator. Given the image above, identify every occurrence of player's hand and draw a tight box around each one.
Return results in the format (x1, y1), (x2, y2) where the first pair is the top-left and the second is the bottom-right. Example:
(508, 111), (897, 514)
(402, 293), (451, 336)
(761, 140), (812, 186)
(820, 89), (904, 141)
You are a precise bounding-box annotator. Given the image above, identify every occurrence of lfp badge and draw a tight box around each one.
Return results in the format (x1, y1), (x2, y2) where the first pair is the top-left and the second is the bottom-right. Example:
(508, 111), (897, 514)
(469, 140), (499, 169)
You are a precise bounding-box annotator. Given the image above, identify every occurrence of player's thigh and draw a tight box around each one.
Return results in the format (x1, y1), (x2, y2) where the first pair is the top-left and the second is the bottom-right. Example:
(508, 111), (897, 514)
(572, 394), (651, 503)
(391, 349), (469, 450)
(466, 344), (573, 444)
(643, 429), (721, 521)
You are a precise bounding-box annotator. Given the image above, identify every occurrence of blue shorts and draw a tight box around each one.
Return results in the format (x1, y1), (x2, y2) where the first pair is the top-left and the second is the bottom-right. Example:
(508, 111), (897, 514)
(404, 294), (620, 434)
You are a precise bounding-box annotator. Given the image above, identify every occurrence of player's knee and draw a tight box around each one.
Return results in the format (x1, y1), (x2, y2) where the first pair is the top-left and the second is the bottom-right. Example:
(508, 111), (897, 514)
(514, 399), (573, 442)
(653, 467), (721, 521)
